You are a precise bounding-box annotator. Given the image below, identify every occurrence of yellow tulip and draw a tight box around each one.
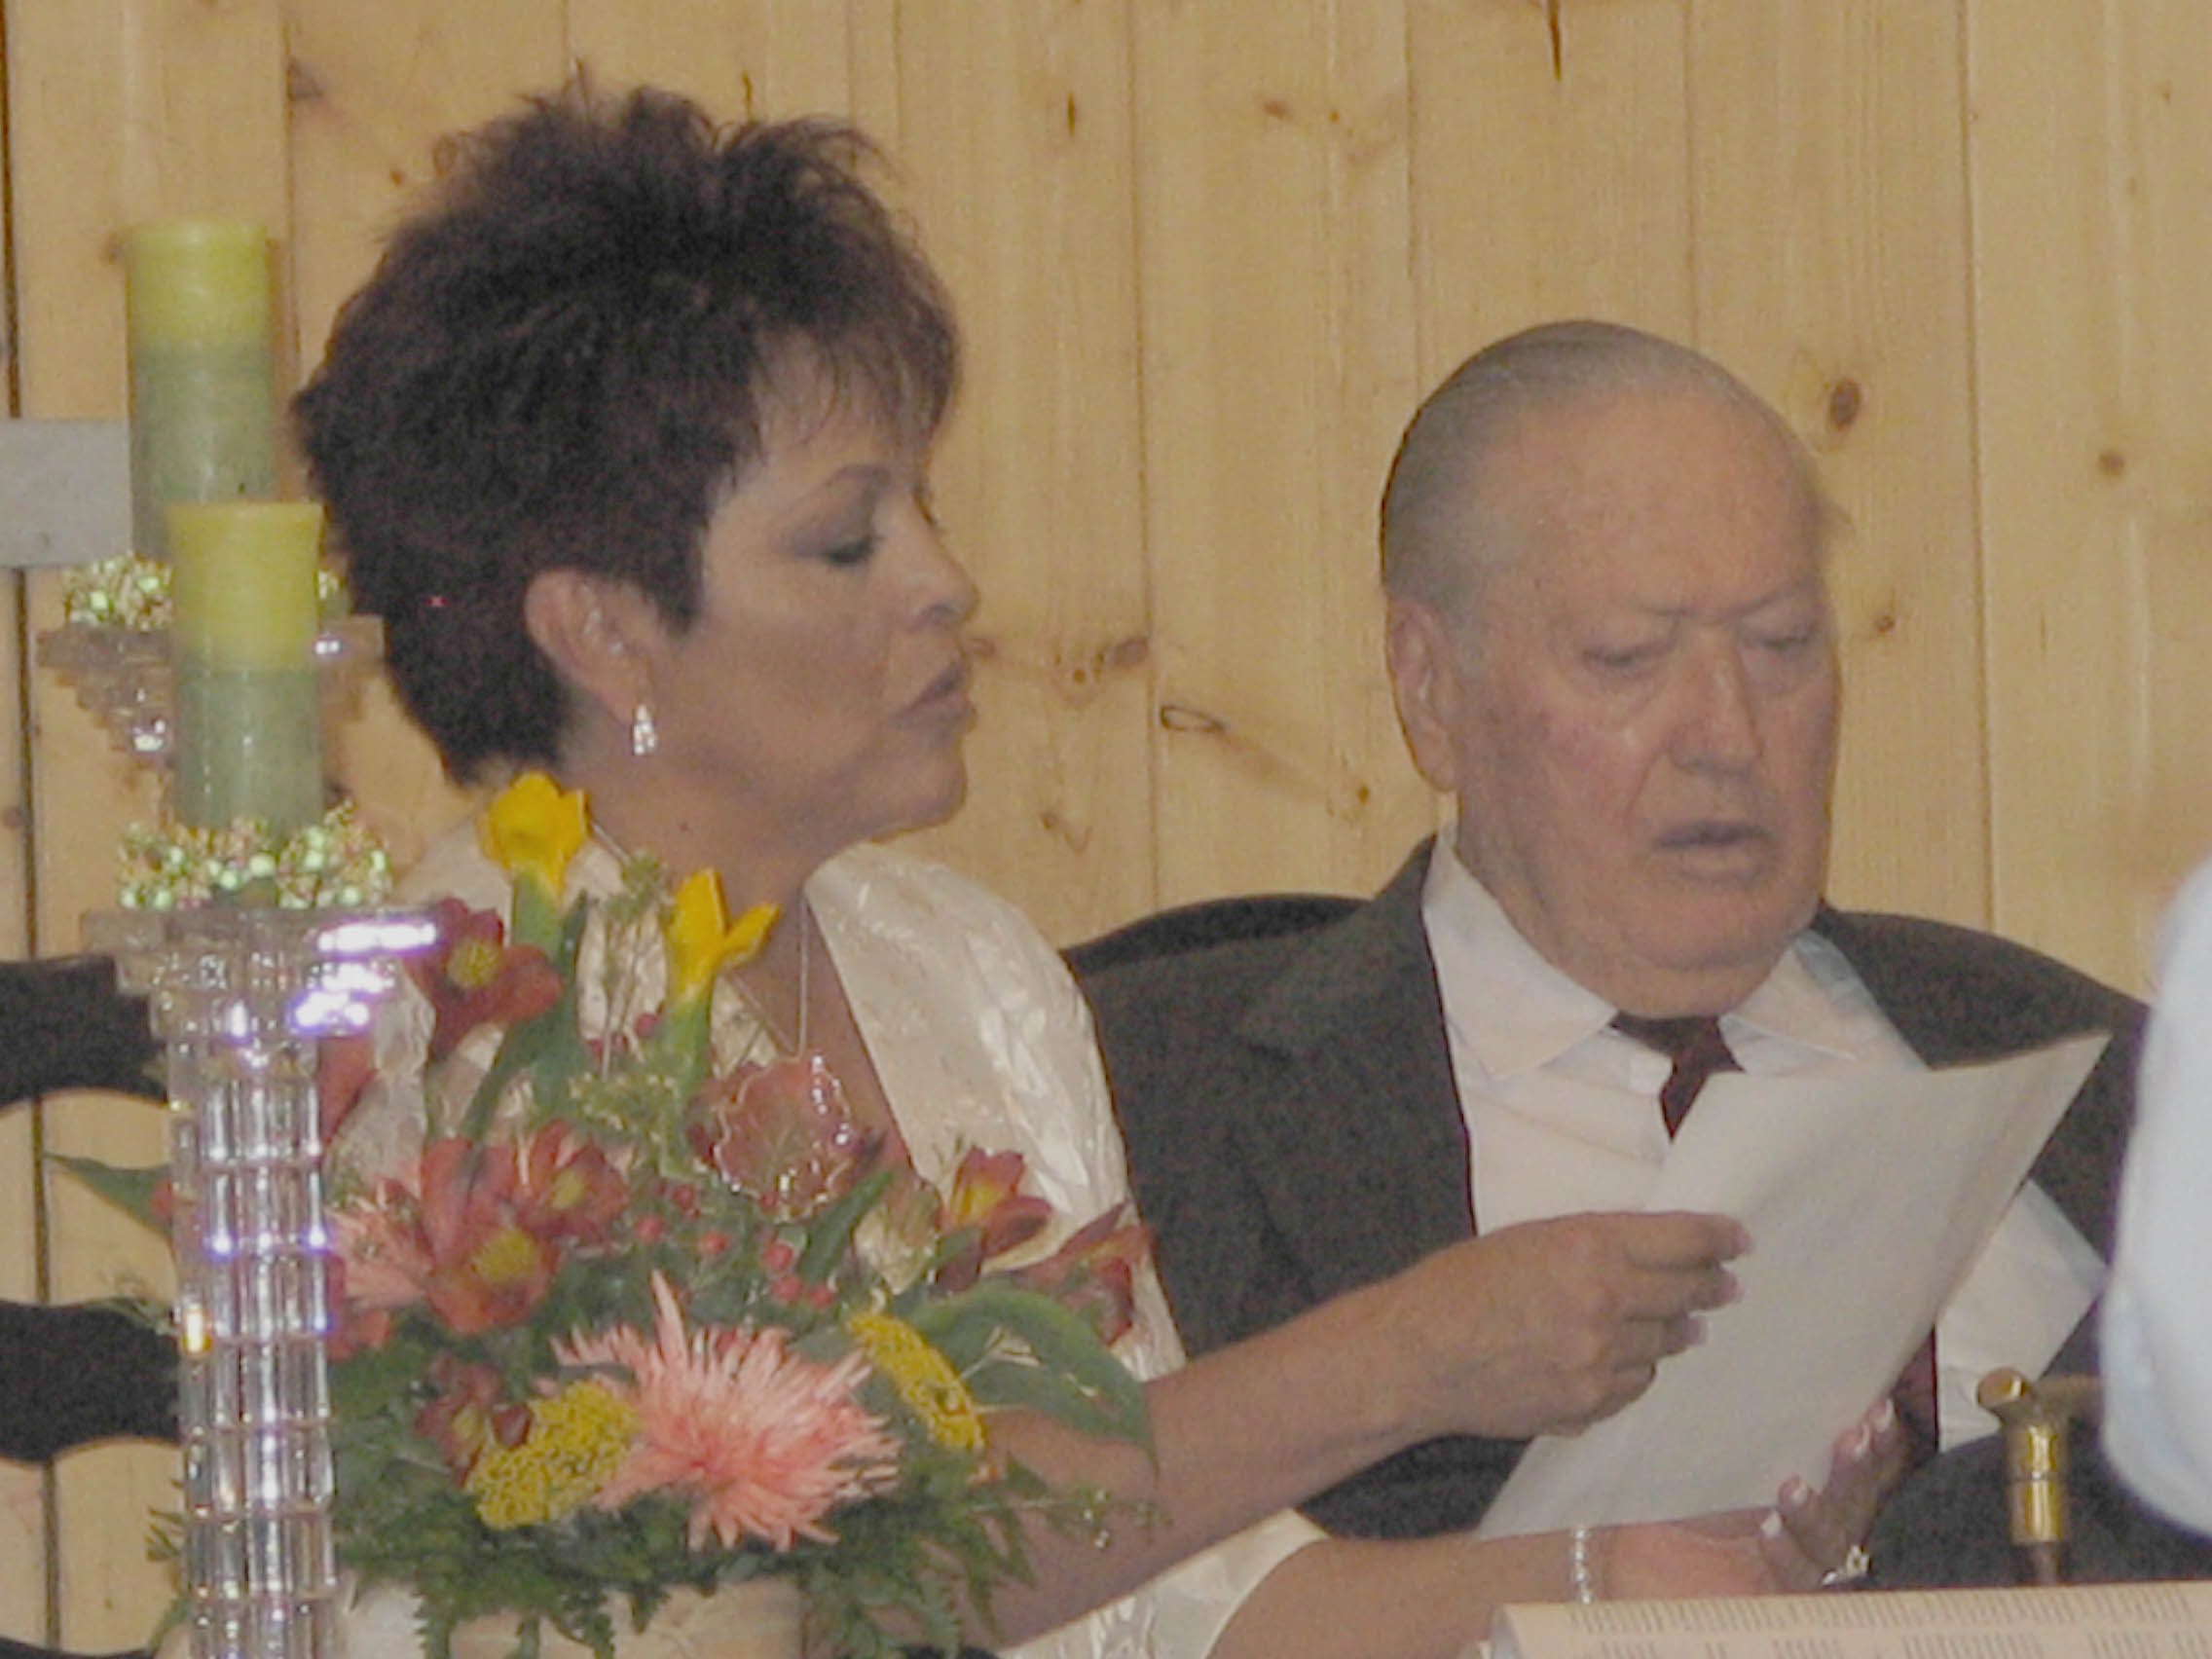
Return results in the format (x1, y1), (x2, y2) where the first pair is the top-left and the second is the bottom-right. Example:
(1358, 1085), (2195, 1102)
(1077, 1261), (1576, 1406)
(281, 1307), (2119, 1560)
(665, 868), (779, 1007)
(478, 772), (590, 899)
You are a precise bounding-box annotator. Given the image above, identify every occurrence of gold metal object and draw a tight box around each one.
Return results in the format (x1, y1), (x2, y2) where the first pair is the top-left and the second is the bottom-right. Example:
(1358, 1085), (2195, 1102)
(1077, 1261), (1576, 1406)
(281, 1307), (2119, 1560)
(1977, 1367), (2103, 1585)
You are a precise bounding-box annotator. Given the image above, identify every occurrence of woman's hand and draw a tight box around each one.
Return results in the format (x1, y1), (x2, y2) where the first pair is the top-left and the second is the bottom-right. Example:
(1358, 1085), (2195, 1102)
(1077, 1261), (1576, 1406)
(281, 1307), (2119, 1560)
(1384, 1209), (1750, 1441)
(1599, 1396), (1909, 1598)
(1757, 1396), (1910, 1589)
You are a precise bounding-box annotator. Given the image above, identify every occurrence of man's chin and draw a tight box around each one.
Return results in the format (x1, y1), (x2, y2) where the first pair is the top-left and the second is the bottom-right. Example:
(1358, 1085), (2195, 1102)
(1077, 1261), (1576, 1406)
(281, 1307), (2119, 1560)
(1633, 903), (1807, 981)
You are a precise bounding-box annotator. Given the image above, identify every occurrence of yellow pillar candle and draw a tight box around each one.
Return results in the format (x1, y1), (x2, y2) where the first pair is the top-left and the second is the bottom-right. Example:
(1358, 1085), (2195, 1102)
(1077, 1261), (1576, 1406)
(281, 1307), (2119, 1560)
(167, 501), (325, 835)
(125, 219), (278, 564)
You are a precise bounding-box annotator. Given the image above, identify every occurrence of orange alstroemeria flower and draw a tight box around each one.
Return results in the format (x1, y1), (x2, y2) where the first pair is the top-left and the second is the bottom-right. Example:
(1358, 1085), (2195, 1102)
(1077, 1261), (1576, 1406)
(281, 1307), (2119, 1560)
(329, 1132), (608, 1345)
(934, 1148), (1052, 1291)
(416, 1139), (561, 1336)
(514, 1124), (628, 1243)
(409, 898), (564, 1059)
(415, 1353), (528, 1480)
(317, 1033), (378, 1140)
(1009, 1204), (1151, 1346)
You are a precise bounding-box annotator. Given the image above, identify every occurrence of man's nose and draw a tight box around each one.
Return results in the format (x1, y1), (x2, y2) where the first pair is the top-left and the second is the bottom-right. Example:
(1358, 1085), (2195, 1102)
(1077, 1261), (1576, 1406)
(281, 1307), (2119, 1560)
(1674, 643), (1762, 770)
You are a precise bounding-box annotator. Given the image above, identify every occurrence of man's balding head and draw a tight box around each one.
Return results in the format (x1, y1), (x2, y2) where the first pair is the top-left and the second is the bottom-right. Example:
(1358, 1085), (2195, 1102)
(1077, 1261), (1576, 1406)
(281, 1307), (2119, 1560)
(1382, 323), (1841, 1015)
(1381, 320), (1827, 621)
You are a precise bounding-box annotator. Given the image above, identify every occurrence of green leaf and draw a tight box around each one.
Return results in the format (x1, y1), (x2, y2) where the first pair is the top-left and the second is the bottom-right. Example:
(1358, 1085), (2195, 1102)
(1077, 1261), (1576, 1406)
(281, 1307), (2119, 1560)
(48, 1155), (167, 1234)
(461, 898), (591, 1143)
(507, 878), (570, 960)
(793, 1165), (894, 1284)
(640, 999), (715, 1106)
(331, 1330), (435, 1419)
(964, 1357), (1129, 1442)
(909, 1282), (1151, 1449)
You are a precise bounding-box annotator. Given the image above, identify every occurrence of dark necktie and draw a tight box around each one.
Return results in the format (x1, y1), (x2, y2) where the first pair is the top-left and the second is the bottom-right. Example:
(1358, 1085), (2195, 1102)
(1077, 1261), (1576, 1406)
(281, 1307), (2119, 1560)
(1610, 1012), (1740, 1136)
(1611, 1010), (1942, 1464)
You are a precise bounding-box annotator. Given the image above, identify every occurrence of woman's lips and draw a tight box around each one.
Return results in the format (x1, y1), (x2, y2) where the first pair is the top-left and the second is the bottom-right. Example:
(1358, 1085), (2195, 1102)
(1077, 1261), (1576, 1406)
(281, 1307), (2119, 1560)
(908, 660), (972, 720)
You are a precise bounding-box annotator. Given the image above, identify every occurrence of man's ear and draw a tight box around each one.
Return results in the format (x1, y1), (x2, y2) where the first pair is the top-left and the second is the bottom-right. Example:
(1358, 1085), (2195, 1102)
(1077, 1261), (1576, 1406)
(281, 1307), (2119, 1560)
(522, 569), (657, 731)
(1386, 596), (1464, 794)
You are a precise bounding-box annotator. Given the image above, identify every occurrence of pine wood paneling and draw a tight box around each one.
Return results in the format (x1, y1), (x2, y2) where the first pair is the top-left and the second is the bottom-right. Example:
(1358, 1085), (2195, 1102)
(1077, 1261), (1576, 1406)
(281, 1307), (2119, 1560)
(284, 0), (567, 384)
(1406, 0), (1696, 380)
(568, 0), (860, 120)
(1969, 1), (2212, 989)
(1131, 0), (1430, 909)
(1689, 2), (1988, 928)
(886, 3), (1155, 942)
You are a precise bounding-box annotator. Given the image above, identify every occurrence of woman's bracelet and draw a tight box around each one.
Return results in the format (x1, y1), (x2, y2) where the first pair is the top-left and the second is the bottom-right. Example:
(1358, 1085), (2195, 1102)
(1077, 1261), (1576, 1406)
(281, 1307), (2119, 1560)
(1568, 1524), (1602, 1604)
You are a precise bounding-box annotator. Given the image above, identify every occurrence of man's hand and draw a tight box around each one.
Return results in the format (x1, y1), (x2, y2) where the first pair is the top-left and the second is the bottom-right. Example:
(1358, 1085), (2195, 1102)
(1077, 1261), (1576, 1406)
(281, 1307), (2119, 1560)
(1383, 1209), (1749, 1441)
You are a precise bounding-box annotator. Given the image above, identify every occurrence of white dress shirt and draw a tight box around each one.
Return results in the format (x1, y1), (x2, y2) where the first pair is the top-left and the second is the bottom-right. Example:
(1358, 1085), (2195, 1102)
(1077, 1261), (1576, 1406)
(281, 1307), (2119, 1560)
(1420, 838), (2104, 1450)
(2102, 855), (2212, 1532)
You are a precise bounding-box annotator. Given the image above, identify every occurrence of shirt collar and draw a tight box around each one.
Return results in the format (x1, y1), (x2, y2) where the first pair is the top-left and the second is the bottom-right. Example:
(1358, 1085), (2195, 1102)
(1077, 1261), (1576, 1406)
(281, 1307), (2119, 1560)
(1421, 835), (1874, 1080)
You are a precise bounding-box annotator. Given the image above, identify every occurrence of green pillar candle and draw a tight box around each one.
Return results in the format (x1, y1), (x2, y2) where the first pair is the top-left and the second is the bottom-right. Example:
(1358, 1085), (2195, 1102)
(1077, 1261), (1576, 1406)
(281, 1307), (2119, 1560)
(126, 220), (277, 564)
(167, 501), (325, 834)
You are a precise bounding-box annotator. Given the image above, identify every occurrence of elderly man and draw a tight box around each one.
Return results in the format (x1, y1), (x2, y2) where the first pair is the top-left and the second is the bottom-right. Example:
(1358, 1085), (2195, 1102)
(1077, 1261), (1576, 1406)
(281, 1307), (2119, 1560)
(1079, 320), (2142, 1560)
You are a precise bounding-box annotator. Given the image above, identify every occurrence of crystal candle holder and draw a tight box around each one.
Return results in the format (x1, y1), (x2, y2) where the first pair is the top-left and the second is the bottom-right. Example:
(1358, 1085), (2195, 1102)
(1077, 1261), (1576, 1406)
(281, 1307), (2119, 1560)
(37, 615), (384, 765)
(87, 905), (434, 1659)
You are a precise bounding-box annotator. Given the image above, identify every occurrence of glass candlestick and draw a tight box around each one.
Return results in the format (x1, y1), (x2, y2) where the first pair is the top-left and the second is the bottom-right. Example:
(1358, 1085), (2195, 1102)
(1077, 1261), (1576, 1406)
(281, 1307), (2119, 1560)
(88, 905), (434, 1659)
(36, 613), (384, 766)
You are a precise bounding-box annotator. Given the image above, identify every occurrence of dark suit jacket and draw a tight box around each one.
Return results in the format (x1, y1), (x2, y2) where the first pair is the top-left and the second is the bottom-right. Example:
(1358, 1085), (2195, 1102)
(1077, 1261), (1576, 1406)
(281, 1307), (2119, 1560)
(1077, 841), (2144, 1540)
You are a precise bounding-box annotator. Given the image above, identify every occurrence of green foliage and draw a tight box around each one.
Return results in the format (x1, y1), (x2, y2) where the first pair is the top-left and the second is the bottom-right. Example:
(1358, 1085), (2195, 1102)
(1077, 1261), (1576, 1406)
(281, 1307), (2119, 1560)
(912, 1283), (1152, 1452)
(47, 1155), (167, 1231)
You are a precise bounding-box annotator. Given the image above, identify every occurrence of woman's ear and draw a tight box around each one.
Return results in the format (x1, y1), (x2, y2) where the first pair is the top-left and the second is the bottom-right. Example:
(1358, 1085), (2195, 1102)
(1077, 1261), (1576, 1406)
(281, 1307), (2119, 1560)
(522, 569), (658, 731)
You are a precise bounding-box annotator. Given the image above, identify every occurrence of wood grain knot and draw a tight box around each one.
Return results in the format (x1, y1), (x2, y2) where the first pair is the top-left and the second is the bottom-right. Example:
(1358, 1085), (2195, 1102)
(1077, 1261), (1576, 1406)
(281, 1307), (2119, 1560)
(1038, 807), (1088, 851)
(1098, 635), (1150, 672)
(1158, 704), (1228, 736)
(1826, 378), (1862, 431)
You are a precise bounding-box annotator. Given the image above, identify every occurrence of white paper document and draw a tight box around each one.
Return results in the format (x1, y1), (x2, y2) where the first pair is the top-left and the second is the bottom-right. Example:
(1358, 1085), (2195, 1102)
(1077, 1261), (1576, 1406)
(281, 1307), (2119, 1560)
(1488, 1582), (2212, 1659)
(1478, 1033), (2109, 1535)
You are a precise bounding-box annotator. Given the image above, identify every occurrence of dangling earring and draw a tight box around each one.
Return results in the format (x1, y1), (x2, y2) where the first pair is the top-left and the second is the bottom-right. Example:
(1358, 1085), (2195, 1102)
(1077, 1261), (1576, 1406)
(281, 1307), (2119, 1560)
(629, 702), (659, 758)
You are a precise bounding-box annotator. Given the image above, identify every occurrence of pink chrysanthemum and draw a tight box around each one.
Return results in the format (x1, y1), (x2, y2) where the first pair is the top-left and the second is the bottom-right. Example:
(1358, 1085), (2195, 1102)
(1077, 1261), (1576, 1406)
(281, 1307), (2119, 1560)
(558, 1272), (901, 1550)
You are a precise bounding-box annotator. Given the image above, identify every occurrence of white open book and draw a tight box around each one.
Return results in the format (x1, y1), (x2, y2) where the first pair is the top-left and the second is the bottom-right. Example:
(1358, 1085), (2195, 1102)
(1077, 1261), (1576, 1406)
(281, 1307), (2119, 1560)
(1487, 1582), (2212, 1659)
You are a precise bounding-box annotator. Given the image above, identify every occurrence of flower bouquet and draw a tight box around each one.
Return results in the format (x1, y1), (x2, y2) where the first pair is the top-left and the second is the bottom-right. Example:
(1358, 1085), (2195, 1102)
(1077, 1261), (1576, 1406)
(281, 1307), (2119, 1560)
(313, 775), (1152, 1659)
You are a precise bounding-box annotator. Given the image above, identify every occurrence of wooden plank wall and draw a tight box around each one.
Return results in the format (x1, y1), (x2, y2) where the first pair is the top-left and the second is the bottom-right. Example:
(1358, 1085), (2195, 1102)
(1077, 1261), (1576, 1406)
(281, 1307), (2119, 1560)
(2, 1), (2208, 1646)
